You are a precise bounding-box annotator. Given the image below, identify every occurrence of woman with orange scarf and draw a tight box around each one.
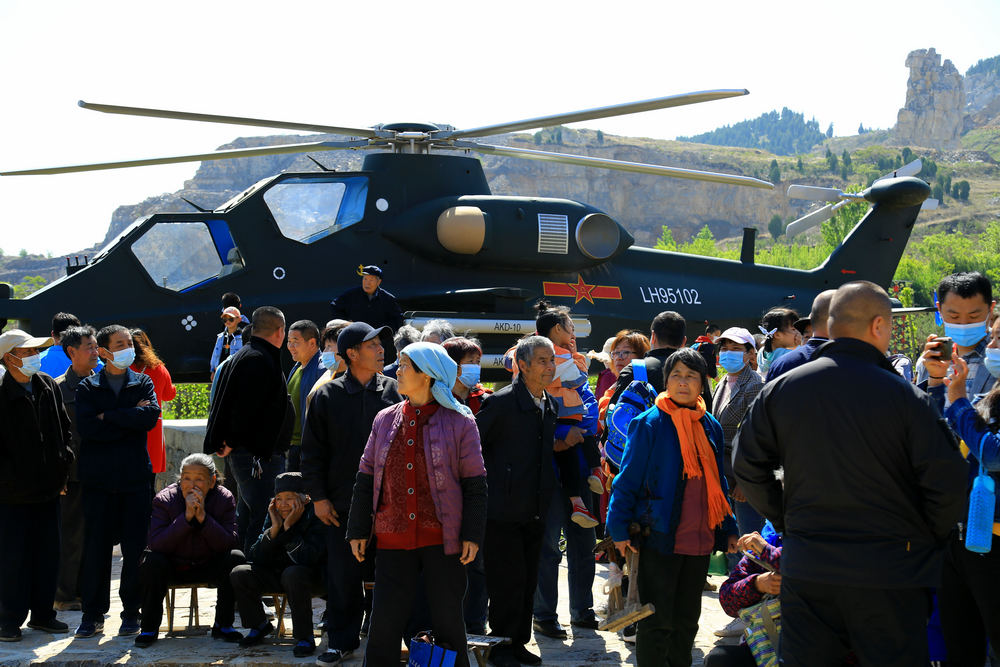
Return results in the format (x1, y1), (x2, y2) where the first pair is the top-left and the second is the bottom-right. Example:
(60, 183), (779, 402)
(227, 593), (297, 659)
(607, 348), (738, 666)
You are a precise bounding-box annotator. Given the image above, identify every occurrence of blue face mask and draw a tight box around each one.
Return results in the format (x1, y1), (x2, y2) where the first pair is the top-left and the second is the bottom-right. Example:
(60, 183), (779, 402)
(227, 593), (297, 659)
(985, 348), (1000, 379)
(458, 363), (481, 388)
(944, 320), (989, 349)
(718, 350), (745, 374)
(110, 347), (136, 370)
(17, 353), (42, 377)
(321, 351), (339, 370)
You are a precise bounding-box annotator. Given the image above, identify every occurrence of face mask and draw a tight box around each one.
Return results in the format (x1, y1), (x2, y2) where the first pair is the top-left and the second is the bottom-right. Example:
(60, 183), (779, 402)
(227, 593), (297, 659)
(985, 348), (1000, 379)
(718, 350), (745, 374)
(458, 364), (481, 389)
(110, 347), (136, 370)
(944, 320), (989, 349)
(321, 351), (338, 370)
(16, 353), (42, 377)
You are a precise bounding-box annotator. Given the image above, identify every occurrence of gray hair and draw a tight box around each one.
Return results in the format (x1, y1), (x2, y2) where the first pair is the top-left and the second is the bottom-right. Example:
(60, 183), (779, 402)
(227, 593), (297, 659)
(420, 319), (455, 343)
(515, 335), (555, 366)
(394, 324), (421, 352)
(178, 453), (219, 483)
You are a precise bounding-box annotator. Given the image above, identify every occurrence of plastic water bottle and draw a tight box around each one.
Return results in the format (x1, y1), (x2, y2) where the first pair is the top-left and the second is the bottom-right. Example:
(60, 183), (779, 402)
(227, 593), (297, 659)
(966, 469), (995, 554)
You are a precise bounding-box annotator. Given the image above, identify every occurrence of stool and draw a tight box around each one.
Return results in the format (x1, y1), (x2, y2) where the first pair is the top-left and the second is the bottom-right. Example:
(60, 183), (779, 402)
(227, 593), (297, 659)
(467, 634), (511, 667)
(165, 583), (214, 634)
(263, 592), (290, 637)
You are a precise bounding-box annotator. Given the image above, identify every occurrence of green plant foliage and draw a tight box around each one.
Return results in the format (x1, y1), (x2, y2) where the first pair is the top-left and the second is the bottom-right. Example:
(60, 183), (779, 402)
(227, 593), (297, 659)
(162, 383), (211, 420)
(12, 275), (46, 298)
(677, 108), (825, 156)
(894, 220), (1000, 305)
(967, 55), (1000, 77)
(768, 159), (781, 183)
(768, 214), (784, 241)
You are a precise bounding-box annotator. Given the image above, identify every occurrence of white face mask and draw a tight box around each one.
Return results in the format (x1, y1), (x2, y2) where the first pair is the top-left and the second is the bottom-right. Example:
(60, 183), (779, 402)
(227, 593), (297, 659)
(110, 347), (136, 370)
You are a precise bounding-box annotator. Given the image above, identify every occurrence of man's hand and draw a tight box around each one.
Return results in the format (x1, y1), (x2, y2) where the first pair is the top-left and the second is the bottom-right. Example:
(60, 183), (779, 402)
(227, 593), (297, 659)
(216, 443), (233, 458)
(726, 534), (739, 554)
(313, 499), (340, 527)
(731, 484), (746, 503)
(947, 356), (970, 405)
(553, 439), (572, 452)
(267, 498), (282, 539)
(283, 497), (305, 531)
(564, 426), (585, 446)
(350, 538), (367, 562)
(736, 531), (767, 555)
(920, 334), (951, 387)
(460, 541), (479, 565)
(754, 572), (782, 595)
(136, 400), (151, 408)
(614, 539), (638, 558)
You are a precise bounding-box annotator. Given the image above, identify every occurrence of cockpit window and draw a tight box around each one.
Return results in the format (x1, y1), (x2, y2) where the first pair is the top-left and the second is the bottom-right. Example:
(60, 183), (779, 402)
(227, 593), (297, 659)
(131, 222), (224, 291)
(263, 176), (368, 244)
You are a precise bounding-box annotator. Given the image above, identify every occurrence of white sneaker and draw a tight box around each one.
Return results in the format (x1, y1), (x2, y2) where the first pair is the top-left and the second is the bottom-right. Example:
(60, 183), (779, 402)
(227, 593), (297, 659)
(622, 622), (636, 644)
(713, 617), (746, 638)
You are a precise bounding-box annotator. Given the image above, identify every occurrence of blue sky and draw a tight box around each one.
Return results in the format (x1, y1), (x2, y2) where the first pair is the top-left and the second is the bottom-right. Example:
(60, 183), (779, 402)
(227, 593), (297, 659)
(1, 0), (998, 255)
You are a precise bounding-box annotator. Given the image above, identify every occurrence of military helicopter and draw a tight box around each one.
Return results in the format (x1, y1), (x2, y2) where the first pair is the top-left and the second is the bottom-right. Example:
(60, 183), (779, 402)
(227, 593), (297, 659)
(0, 91), (930, 381)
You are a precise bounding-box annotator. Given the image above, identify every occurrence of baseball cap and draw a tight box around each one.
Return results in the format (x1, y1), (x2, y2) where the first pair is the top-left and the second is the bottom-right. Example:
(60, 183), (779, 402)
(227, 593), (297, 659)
(337, 322), (392, 359)
(717, 327), (756, 349)
(221, 306), (241, 320)
(0, 329), (54, 358)
(356, 264), (383, 278)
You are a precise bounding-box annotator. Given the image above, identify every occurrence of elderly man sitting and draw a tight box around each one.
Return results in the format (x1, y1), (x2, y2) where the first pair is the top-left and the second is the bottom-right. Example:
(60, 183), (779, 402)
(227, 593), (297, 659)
(134, 453), (245, 648)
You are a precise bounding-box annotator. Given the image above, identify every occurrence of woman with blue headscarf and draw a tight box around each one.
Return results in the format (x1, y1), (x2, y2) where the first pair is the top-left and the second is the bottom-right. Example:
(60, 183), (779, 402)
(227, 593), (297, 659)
(347, 342), (487, 667)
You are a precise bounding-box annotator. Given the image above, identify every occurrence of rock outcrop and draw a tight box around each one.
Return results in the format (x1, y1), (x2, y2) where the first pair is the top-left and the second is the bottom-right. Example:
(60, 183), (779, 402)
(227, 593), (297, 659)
(895, 48), (965, 150)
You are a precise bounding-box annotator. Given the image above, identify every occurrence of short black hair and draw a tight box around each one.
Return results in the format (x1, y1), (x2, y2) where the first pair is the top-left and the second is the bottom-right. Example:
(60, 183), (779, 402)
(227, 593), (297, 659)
(251, 306), (285, 337)
(651, 311), (686, 348)
(321, 322), (350, 348)
(51, 312), (81, 337)
(705, 323), (721, 335)
(96, 324), (130, 349)
(61, 325), (96, 355)
(938, 272), (993, 306)
(533, 299), (571, 338)
(662, 347), (709, 395)
(222, 292), (242, 309)
(289, 319), (319, 343)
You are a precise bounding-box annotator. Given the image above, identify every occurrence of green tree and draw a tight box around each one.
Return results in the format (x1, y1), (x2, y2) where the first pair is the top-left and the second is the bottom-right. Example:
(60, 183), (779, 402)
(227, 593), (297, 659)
(956, 180), (970, 200)
(12, 275), (46, 298)
(533, 131), (542, 145)
(840, 164), (849, 180)
(826, 123), (834, 138)
(932, 183), (944, 201)
(768, 159), (781, 183)
(827, 152), (838, 173)
(655, 226), (677, 251)
(687, 226), (719, 257)
(820, 194), (866, 248)
(596, 129), (604, 144)
(796, 156), (804, 173)
(901, 147), (913, 163)
(768, 214), (785, 240)
(858, 123), (865, 134)
(841, 150), (852, 171)
(18, 249), (27, 259)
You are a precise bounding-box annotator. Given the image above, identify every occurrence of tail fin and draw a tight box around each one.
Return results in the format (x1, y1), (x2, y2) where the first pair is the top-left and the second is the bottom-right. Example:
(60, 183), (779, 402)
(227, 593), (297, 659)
(819, 176), (929, 286)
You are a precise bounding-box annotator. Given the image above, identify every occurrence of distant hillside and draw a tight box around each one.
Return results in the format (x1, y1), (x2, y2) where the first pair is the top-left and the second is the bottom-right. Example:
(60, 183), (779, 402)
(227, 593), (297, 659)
(676, 108), (827, 156)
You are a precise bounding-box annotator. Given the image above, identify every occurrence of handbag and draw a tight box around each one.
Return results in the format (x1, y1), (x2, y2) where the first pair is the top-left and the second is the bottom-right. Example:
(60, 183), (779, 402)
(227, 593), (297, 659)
(408, 631), (458, 667)
(738, 595), (781, 667)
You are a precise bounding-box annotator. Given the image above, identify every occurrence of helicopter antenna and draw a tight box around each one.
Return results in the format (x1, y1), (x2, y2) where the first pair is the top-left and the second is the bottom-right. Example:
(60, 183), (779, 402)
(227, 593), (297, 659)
(307, 156), (334, 172)
(180, 197), (210, 213)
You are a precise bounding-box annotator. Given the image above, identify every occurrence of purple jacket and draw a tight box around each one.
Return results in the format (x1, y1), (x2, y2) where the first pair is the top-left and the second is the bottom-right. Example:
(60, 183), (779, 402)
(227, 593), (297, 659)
(355, 402), (487, 555)
(148, 482), (238, 567)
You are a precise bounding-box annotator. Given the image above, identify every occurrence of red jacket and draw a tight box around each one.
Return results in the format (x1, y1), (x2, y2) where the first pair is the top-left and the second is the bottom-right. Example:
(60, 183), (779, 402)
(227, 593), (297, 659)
(132, 362), (176, 473)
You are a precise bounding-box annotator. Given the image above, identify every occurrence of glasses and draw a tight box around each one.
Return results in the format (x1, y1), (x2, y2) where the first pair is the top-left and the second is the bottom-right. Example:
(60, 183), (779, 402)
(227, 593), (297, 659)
(222, 317), (236, 323)
(611, 350), (636, 359)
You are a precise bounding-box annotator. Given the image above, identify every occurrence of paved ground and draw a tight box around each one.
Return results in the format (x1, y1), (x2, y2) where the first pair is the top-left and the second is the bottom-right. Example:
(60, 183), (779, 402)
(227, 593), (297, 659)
(0, 548), (737, 666)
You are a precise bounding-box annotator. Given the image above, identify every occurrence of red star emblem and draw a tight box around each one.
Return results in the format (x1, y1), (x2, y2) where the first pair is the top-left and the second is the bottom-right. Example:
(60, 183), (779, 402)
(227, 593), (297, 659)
(570, 275), (597, 304)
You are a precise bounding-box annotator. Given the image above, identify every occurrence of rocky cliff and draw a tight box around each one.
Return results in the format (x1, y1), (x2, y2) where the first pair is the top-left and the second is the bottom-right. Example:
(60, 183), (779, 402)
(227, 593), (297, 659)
(895, 48), (965, 150)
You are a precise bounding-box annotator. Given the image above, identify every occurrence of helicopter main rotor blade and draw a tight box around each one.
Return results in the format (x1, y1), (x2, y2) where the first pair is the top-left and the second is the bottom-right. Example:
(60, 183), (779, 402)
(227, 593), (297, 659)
(78, 101), (381, 138)
(446, 89), (749, 139)
(467, 142), (773, 189)
(1, 140), (378, 176)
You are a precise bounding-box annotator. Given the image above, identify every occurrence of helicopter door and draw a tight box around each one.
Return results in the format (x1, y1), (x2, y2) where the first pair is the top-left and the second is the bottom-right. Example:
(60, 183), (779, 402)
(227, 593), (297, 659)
(262, 176), (368, 244)
(131, 219), (241, 292)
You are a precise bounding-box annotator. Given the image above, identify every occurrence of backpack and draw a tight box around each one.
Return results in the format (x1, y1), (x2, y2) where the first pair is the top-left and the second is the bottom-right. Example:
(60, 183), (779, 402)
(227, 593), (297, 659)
(605, 360), (657, 467)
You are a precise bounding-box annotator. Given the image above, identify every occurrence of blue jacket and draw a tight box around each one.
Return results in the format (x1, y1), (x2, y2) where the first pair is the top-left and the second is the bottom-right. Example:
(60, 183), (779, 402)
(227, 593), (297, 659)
(289, 350), (323, 427)
(607, 402), (736, 554)
(75, 368), (160, 491)
(210, 329), (244, 375)
(765, 337), (828, 382)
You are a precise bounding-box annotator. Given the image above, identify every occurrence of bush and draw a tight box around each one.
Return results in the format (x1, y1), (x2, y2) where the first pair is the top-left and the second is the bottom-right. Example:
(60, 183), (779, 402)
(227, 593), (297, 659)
(162, 383), (211, 420)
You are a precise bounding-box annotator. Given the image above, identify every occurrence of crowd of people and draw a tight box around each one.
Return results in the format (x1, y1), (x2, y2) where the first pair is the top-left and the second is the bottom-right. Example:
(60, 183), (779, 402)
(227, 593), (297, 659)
(3, 264), (1000, 667)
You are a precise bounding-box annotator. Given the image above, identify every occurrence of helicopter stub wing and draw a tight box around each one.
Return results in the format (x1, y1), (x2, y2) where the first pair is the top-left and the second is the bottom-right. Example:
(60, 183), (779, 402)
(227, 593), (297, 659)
(444, 89), (749, 139)
(1, 139), (381, 176)
(467, 142), (774, 190)
(78, 101), (382, 138)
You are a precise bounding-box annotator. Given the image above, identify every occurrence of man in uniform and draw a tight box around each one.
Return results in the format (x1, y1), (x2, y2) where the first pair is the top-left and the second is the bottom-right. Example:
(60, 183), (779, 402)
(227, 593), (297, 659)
(330, 265), (404, 332)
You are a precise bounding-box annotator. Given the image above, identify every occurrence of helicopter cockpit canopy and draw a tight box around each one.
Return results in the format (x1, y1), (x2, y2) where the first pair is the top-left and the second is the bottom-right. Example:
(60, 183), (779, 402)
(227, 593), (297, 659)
(262, 175), (368, 244)
(131, 219), (241, 292)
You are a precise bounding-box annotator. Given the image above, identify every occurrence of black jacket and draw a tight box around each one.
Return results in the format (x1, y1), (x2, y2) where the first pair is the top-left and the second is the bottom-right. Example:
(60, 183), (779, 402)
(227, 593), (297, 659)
(205, 337), (293, 459)
(733, 337), (968, 588)
(55, 366), (95, 482)
(249, 503), (326, 573)
(75, 368), (160, 492)
(329, 286), (404, 331)
(0, 371), (74, 504)
(300, 370), (401, 516)
(476, 376), (557, 523)
(608, 347), (714, 410)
